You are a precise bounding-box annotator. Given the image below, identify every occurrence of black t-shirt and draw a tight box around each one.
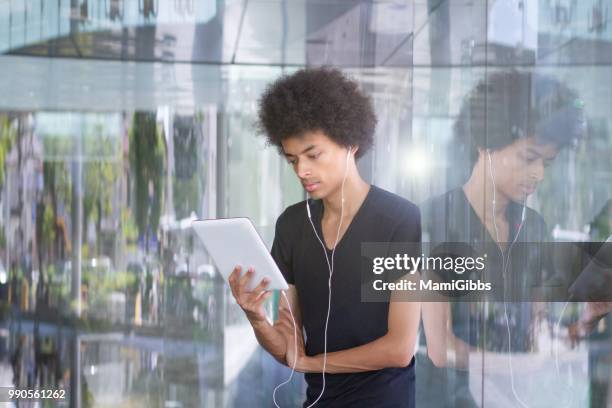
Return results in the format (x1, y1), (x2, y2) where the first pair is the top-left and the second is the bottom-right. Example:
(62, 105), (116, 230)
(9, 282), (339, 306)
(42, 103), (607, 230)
(417, 187), (556, 408)
(420, 187), (553, 349)
(422, 187), (550, 300)
(271, 185), (421, 408)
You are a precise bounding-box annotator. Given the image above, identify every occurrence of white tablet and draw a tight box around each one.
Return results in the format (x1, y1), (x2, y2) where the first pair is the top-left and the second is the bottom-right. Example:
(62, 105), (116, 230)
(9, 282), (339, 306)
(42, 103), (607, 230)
(192, 217), (289, 291)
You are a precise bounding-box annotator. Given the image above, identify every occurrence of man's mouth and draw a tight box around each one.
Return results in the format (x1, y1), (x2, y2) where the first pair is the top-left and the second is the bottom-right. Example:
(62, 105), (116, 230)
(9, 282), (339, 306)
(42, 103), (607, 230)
(521, 184), (537, 195)
(303, 182), (320, 192)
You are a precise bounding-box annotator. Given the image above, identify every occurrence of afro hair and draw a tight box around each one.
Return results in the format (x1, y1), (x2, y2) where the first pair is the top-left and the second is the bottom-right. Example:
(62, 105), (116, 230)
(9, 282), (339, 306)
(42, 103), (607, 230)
(257, 67), (377, 159)
(454, 69), (586, 167)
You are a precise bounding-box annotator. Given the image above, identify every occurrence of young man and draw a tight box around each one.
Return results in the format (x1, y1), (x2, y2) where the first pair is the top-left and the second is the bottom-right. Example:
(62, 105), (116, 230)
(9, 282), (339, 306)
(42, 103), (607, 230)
(419, 70), (586, 407)
(228, 68), (421, 407)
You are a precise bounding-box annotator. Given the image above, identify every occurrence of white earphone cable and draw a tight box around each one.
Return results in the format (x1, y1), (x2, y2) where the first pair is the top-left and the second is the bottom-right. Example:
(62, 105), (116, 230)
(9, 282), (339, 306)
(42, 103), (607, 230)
(489, 150), (575, 407)
(553, 299), (575, 407)
(303, 147), (351, 407)
(273, 146), (352, 407)
(273, 290), (299, 407)
(487, 150), (529, 408)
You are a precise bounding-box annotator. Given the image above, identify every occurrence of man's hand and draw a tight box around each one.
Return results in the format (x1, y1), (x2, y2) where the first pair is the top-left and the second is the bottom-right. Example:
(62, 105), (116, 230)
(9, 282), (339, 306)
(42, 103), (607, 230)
(274, 307), (308, 371)
(228, 265), (272, 325)
(583, 301), (612, 322)
(567, 301), (612, 346)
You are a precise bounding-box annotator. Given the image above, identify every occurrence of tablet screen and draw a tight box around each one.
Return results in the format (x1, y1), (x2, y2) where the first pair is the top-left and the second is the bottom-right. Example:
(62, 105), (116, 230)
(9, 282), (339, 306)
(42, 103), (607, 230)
(192, 218), (289, 291)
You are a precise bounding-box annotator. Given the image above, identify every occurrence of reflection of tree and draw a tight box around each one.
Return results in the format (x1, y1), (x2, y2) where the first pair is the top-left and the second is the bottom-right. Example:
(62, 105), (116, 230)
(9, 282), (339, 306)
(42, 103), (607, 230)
(139, 0), (158, 18)
(38, 137), (73, 308)
(43, 162), (71, 257)
(0, 115), (16, 264)
(12, 114), (35, 289)
(0, 115), (17, 194)
(83, 126), (120, 256)
(121, 208), (138, 248)
(128, 113), (166, 248)
(172, 115), (202, 219)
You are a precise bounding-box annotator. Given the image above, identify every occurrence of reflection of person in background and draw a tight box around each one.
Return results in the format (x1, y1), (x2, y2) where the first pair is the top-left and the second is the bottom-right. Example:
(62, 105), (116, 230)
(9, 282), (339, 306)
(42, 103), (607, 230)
(419, 70), (585, 407)
(227, 68), (422, 407)
(143, 269), (152, 321)
(149, 274), (158, 324)
(11, 335), (25, 385)
(9, 261), (19, 307)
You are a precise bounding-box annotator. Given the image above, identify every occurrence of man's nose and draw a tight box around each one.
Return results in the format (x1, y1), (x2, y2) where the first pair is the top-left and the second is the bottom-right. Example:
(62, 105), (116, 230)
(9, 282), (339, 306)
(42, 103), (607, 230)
(296, 160), (310, 179)
(531, 159), (545, 182)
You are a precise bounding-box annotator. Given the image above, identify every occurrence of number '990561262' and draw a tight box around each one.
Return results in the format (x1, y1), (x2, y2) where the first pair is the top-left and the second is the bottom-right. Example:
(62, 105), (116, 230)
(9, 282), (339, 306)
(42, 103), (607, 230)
(7, 389), (66, 400)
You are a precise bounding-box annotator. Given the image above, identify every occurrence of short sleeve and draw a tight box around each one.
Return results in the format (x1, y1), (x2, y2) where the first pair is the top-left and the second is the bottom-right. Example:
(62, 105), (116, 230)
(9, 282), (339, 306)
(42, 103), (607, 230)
(384, 204), (422, 286)
(270, 212), (295, 285)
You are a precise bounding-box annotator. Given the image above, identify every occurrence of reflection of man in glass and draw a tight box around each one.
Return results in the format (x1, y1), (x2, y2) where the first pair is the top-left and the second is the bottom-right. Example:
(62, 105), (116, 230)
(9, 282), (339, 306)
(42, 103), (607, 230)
(227, 68), (422, 407)
(419, 70), (585, 407)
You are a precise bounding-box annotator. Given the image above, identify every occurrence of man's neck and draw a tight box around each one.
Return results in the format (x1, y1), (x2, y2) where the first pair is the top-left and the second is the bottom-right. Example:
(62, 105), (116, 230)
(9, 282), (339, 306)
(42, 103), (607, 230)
(463, 160), (508, 224)
(322, 176), (370, 219)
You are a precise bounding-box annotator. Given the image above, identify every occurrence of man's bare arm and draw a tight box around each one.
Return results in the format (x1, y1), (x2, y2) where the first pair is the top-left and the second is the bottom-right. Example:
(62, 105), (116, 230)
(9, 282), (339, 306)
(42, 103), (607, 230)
(228, 266), (302, 365)
(260, 285), (302, 364)
(277, 289), (420, 374)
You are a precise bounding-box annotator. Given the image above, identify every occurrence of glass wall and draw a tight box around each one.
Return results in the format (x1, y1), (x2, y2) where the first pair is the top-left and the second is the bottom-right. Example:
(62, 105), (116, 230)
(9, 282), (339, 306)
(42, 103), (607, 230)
(0, 1), (611, 407)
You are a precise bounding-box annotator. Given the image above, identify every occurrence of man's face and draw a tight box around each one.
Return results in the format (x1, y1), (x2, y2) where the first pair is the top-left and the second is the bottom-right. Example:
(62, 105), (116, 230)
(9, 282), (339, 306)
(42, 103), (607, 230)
(487, 137), (558, 203)
(281, 130), (353, 200)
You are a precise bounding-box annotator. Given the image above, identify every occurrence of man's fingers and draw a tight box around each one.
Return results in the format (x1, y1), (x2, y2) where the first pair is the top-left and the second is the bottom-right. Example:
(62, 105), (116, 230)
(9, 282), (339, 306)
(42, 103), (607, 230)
(248, 290), (272, 310)
(228, 265), (240, 281)
(228, 266), (242, 296)
(246, 278), (270, 302)
(238, 267), (254, 290)
(254, 277), (270, 293)
(229, 265), (243, 286)
(256, 289), (273, 303)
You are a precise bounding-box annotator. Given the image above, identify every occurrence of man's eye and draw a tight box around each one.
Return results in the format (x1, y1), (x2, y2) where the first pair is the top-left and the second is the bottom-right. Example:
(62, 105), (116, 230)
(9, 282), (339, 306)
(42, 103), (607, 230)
(308, 153), (320, 160)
